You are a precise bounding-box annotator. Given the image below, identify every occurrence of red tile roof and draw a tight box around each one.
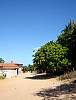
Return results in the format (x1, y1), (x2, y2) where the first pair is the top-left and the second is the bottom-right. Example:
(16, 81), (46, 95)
(0, 63), (22, 69)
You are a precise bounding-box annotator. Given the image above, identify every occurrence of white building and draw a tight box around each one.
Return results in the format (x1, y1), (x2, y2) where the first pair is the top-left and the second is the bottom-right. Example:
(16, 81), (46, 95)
(0, 63), (23, 78)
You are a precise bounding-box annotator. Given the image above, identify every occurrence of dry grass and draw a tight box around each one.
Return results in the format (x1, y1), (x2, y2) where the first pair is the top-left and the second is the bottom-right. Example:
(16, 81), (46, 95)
(59, 71), (76, 81)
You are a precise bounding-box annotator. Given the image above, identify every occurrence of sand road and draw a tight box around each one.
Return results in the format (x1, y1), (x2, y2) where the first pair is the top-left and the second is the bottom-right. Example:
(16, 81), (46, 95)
(0, 73), (61, 100)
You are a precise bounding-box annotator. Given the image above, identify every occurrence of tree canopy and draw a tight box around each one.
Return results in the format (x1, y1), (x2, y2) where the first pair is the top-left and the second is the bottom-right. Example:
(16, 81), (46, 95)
(57, 20), (76, 67)
(0, 58), (5, 63)
(33, 20), (76, 75)
(33, 41), (70, 74)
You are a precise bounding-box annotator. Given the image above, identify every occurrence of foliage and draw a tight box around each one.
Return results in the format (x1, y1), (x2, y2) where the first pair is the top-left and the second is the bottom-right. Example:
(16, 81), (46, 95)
(27, 64), (34, 72)
(33, 41), (69, 74)
(57, 20), (76, 68)
(33, 20), (76, 75)
(22, 65), (34, 73)
(22, 66), (28, 73)
(0, 58), (5, 63)
(0, 75), (5, 79)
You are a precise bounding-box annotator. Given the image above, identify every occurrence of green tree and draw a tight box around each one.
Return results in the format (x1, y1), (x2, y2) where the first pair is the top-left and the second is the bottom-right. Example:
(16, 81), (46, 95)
(0, 58), (5, 63)
(22, 66), (28, 73)
(33, 41), (69, 74)
(27, 64), (34, 72)
(57, 20), (76, 68)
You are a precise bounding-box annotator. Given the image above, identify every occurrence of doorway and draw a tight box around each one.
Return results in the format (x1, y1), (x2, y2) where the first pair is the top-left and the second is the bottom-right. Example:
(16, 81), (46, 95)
(17, 69), (19, 75)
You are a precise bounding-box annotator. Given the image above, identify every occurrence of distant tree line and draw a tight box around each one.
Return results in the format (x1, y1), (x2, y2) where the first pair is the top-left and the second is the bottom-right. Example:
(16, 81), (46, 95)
(33, 20), (76, 76)
(22, 64), (34, 73)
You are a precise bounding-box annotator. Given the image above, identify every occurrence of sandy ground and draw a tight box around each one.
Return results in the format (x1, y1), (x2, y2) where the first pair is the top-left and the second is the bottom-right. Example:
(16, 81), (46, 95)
(0, 72), (62, 100)
(1, 72), (75, 100)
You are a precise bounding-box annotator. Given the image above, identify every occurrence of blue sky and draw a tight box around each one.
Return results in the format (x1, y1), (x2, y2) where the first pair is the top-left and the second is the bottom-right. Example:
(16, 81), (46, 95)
(0, 0), (76, 65)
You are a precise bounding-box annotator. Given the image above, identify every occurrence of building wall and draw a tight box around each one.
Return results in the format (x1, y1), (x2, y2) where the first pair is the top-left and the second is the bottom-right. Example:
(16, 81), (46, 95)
(18, 68), (22, 74)
(0, 69), (18, 78)
(0, 70), (3, 76)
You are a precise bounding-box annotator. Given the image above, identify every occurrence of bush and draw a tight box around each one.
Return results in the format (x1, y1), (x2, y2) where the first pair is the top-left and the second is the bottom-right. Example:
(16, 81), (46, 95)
(22, 67), (28, 73)
(0, 75), (5, 79)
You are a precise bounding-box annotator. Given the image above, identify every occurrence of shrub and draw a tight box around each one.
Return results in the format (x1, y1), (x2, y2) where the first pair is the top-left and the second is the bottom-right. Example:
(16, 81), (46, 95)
(0, 75), (5, 79)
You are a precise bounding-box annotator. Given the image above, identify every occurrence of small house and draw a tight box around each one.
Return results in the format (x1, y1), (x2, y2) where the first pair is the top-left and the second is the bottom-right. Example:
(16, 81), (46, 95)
(0, 63), (23, 78)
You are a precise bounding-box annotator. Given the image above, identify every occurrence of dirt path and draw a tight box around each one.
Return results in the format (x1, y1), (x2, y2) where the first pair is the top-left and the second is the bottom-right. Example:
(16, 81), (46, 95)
(0, 73), (62, 100)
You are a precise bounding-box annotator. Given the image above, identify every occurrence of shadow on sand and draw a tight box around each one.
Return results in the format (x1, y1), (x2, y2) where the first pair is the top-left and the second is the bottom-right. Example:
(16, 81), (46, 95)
(35, 80), (76, 100)
(25, 73), (56, 80)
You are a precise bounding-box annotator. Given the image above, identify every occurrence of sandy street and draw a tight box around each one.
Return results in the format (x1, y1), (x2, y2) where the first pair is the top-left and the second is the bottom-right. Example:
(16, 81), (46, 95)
(0, 73), (63, 100)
